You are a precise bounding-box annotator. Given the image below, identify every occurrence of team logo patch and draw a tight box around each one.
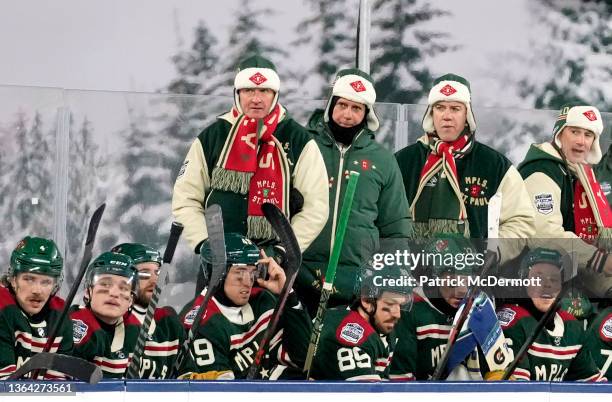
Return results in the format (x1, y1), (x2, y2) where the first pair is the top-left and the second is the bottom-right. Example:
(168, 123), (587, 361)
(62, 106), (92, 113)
(249, 72), (267, 85)
(340, 322), (364, 344)
(601, 181), (611, 196)
(184, 305), (199, 326)
(178, 160), (188, 177)
(583, 110), (597, 121)
(37, 327), (45, 338)
(534, 193), (554, 215)
(496, 308), (515, 327)
(601, 317), (612, 340)
(72, 319), (88, 344)
(439, 84), (457, 96)
(350, 80), (366, 92)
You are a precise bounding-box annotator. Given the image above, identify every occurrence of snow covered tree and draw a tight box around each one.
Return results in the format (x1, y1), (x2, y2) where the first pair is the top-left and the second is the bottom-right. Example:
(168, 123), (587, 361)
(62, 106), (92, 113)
(370, 0), (455, 104)
(499, 0), (612, 111)
(5, 112), (54, 237)
(292, 0), (358, 99)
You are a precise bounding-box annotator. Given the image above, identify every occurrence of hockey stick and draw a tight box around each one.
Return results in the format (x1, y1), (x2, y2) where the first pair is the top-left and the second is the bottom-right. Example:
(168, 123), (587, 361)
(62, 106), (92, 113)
(24, 203), (106, 380)
(304, 171), (360, 377)
(125, 221), (184, 379)
(169, 204), (226, 378)
(8, 353), (102, 384)
(501, 255), (578, 380)
(246, 203), (302, 379)
(431, 193), (502, 380)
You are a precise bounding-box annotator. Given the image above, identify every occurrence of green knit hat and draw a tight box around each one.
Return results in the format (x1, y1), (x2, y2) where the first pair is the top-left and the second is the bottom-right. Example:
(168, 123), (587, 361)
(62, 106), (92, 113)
(552, 102), (603, 164)
(324, 68), (380, 131)
(422, 73), (476, 134)
(234, 55), (280, 115)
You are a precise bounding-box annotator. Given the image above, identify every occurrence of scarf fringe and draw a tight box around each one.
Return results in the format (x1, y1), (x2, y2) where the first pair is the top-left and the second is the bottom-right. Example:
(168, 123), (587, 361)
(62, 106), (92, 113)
(211, 167), (253, 195)
(413, 219), (470, 238)
(247, 215), (276, 241)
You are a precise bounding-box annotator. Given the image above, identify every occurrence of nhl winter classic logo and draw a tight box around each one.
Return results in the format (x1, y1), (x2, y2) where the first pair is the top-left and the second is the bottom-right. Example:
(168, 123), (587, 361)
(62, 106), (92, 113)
(72, 319), (88, 344)
(439, 84), (457, 96)
(340, 322), (364, 344)
(583, 110), (598, 121)
(350, 80), (366, 92)
(602, 316), (612, 340)
(496, 308), (515, 327)
(249, 72), (267, 86)
(534, 193), (553, 215)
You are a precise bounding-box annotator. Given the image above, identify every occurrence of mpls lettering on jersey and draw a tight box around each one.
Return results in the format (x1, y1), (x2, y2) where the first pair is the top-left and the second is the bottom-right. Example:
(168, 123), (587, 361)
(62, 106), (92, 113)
(234, 341), (259, 371)
(534, 363), (568, 381)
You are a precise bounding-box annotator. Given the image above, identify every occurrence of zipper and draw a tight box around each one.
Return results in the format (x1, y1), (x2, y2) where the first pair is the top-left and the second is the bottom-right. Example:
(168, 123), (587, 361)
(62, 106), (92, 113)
(327, 128), (364, 257)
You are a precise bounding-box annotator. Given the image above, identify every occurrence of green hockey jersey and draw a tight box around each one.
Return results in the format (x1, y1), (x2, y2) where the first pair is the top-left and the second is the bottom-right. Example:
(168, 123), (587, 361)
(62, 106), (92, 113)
(0, 286), (73, 379)
(181, 288), (311, 379)
(132, 304), (185, 379)
(310, 307), (396, 381)
(584, 306), (612, 379)
(389, 289), (453, 380)
(70, 306), (140, 379)
(497, 304), (602, 381)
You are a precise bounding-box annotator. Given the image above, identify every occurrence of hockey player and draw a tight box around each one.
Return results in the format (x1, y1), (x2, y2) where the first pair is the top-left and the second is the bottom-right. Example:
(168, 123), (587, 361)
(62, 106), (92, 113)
(390, 235), (510, 380)
(70, 251), (140, 378)
(0, 236), (72, 379)
(497, 248), (604, 381)
(111, 243), (185, 379)
(309, 261), (413, 381)
(584, 304), (612, 378)
(180, 233), (311, 380)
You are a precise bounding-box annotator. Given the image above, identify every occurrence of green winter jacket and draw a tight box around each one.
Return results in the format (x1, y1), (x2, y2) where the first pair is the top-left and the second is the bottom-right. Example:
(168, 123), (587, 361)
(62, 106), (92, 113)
(595, 144), (612, 207)
(297, 110), (412, 312)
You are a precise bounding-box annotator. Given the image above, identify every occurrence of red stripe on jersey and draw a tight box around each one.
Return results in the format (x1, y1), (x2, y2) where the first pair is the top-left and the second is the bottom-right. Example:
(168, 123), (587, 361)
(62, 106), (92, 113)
(230, 313), (271, 346)
(529, 344), (580, 356)
(95, 359), (129, 369)
(416, 328), (450, 336)
(145, 344), (179, 352)
(15, 332), (60, 349)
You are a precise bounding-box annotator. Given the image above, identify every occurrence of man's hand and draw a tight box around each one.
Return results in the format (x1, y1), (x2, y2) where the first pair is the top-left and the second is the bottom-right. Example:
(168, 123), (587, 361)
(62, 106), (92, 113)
(256, 250), (286, 295)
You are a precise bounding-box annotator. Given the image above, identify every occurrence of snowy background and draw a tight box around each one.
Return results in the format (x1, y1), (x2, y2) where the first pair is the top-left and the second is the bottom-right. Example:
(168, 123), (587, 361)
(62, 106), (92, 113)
(0, 0), (610, 309)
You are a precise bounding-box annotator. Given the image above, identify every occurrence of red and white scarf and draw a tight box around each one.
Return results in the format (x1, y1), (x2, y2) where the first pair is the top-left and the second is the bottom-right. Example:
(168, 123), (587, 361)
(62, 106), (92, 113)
(569, 162), (612, 243)
(211, 104), (290, 240)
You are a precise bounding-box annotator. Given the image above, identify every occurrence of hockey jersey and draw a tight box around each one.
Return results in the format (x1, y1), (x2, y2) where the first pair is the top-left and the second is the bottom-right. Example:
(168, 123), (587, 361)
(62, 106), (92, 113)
(310, 307), (396, 381)
(0, 287), (72, 379)
(181, 288), (311, 379)
(132, 304), (185, 379)
(584, 306), (612, 379)
(389, 290), (453, 380)
(497, 304), (602, 381)
(70, 306), (140, 378)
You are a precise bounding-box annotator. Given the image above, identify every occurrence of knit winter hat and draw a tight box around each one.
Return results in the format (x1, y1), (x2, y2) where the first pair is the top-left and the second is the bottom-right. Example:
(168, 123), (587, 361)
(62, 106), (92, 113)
(234, 55), (280, 114)
(324, 68), (380, 131)
(552, 103), (604, 165)
(422, 73), (476, 134)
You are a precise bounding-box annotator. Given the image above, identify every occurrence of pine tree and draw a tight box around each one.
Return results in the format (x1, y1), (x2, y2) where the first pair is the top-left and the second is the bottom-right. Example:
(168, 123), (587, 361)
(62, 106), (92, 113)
(292, 0), (358, 99)
(370, 0), (455, 104)
(504, 0), (612, 111)
(6, 112), (54, 237)
(167, 21), (224, 96)
(220, 0), (288, 90)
